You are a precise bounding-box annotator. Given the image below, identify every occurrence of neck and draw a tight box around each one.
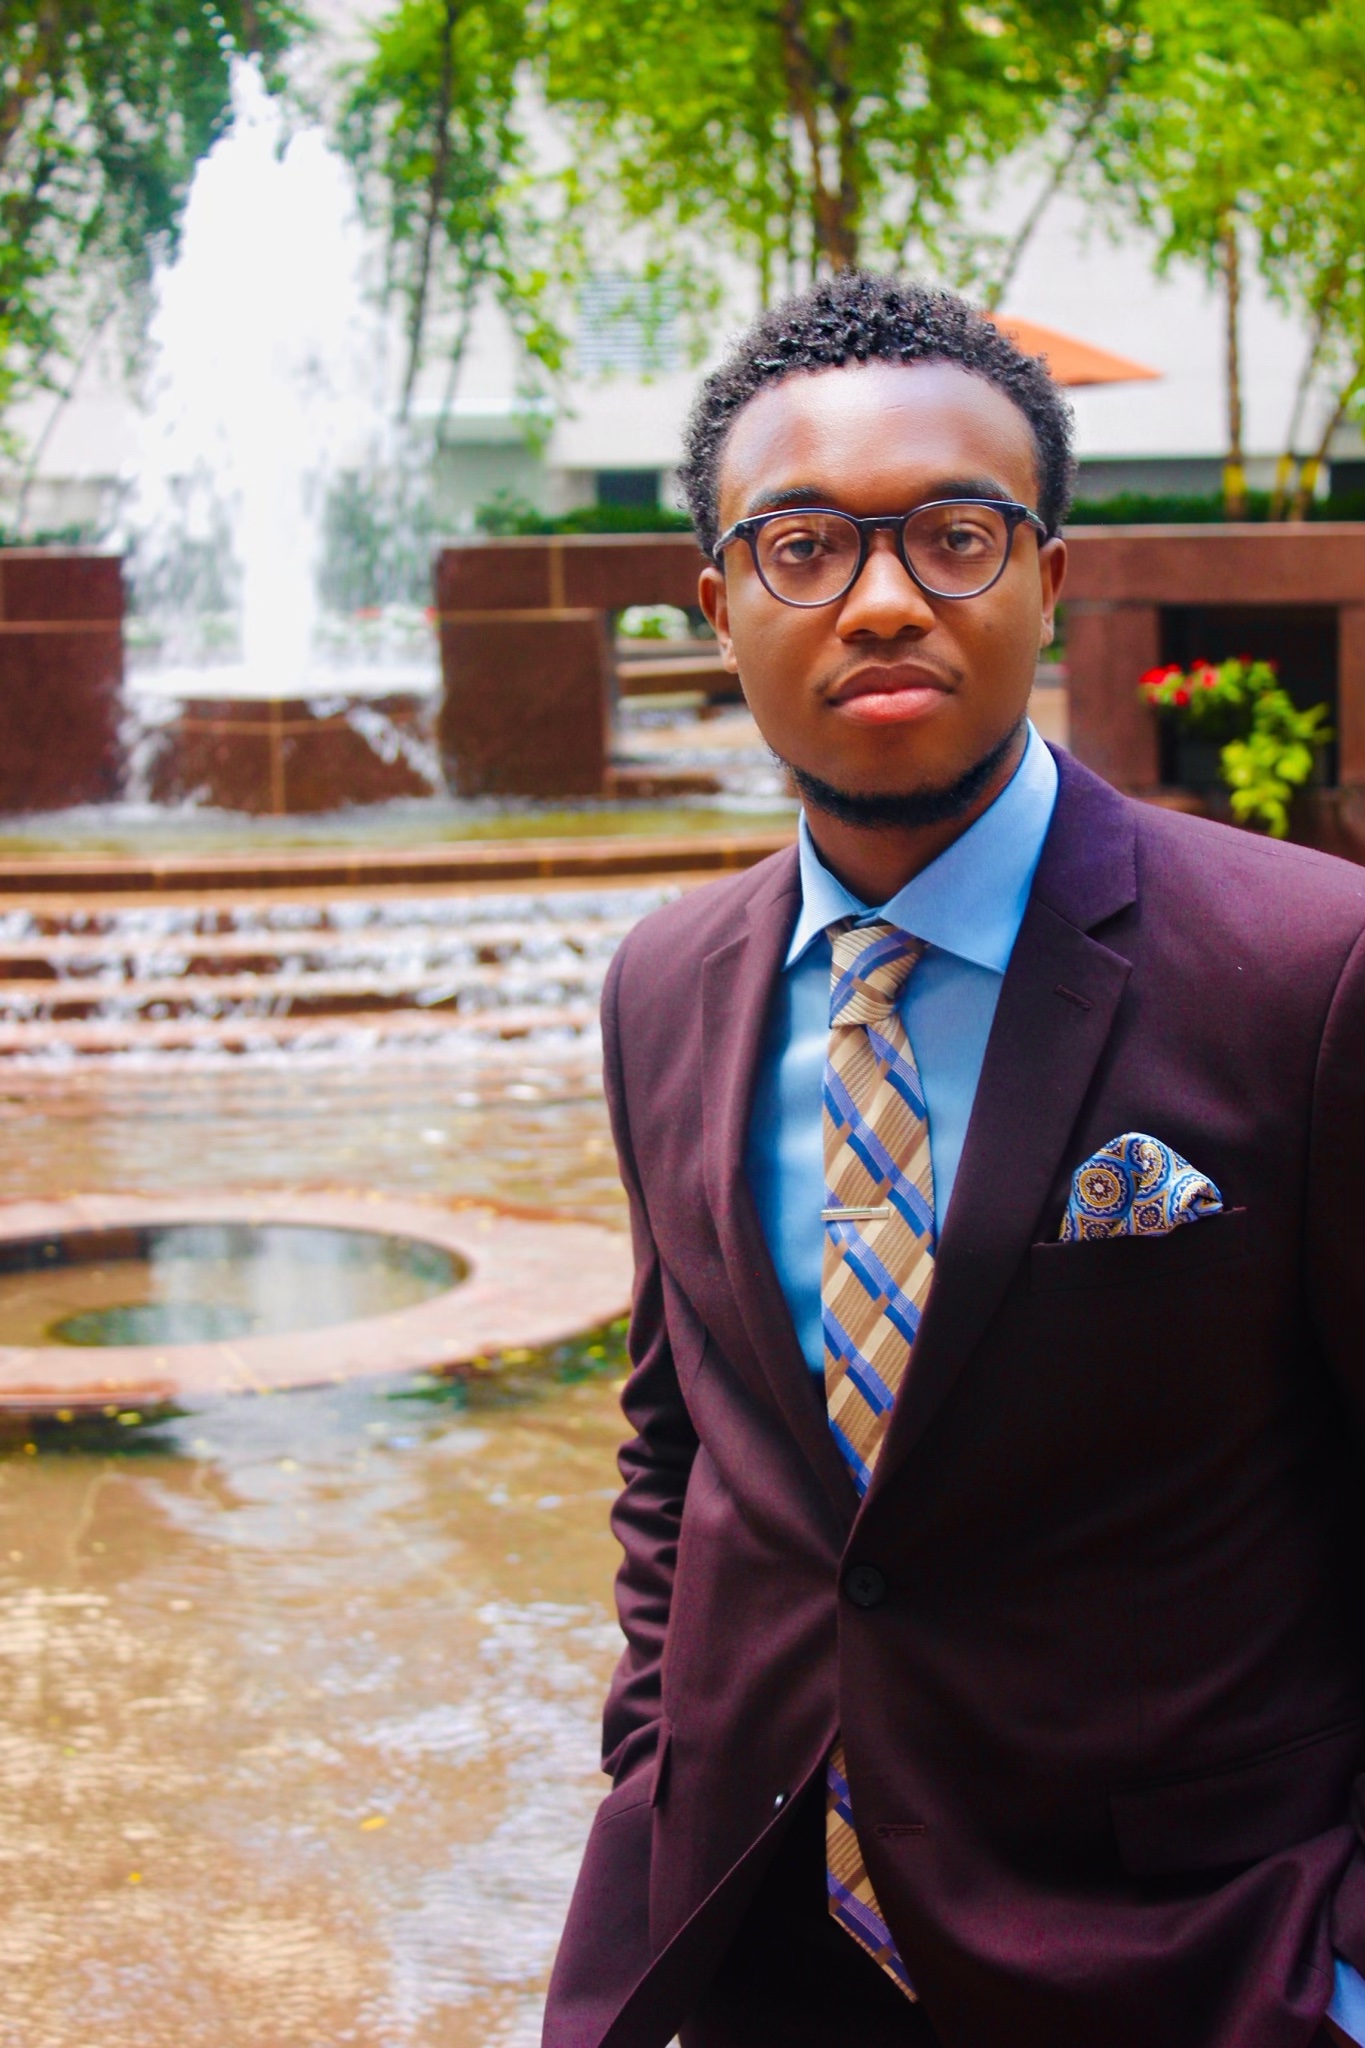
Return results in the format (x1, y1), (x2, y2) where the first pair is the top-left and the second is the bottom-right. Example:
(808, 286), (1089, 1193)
(801, 725), (1027, 905)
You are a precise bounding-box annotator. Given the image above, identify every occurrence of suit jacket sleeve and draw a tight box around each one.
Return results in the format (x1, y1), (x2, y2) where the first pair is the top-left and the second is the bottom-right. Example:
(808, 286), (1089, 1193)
(598, 938), (700, 1791)
(1310, 926), (1365, 1972)
(1308, 923), (1365, 1425)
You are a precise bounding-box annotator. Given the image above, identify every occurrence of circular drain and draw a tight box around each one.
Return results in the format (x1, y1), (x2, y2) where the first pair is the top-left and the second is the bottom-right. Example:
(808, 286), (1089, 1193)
(0, 1193), (632, 1413)
(3, 1220), (465, 1350)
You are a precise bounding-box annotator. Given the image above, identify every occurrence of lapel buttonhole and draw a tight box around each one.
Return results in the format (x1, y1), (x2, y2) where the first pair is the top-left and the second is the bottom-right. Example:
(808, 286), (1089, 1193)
(1054, 985), (1093, 1011)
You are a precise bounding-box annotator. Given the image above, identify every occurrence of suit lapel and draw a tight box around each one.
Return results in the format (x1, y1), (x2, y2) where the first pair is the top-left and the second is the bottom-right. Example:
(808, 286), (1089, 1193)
(864, 752), (1139, 1505)
(702, 855), (858, 1520)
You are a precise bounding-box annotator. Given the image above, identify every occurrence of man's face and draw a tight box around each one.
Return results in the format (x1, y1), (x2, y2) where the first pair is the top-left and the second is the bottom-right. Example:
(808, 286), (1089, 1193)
(698, 360), (1066, 805)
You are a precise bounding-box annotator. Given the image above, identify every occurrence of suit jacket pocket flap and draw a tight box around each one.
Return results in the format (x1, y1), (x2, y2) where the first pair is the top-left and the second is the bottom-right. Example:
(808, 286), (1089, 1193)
(1032, 1207), (1247, 1293)
(1109, 1719), (1363, 1876)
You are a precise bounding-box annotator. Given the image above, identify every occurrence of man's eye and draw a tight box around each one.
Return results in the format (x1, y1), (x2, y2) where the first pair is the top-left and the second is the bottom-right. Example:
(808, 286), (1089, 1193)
(938, 521), (992, 555)
(769, 529), (831, 564)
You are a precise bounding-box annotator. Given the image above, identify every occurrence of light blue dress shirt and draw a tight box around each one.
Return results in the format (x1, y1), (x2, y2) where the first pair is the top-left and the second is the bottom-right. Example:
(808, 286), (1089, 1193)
(742, 720), (1365, 2040)
(746, 719), (1058, 1378)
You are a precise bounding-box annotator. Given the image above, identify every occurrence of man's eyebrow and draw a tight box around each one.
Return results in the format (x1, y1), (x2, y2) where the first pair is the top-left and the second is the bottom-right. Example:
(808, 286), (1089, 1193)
(741, 474), (1021, 517)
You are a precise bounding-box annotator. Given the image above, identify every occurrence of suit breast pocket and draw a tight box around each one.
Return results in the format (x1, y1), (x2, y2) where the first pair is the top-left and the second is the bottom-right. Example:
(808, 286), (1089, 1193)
(1031, 1208), (1248, 1295)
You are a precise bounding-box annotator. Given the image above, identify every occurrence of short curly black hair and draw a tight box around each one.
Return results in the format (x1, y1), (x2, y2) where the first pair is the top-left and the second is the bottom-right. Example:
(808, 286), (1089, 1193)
(680, 271), (1075, 558)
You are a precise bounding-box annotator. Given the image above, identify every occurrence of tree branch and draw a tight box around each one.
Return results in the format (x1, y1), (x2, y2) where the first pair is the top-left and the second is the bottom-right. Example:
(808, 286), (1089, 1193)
(1221, 211), (1246, 518)
(400, 0), (460, 420)
(1290, 360), (1364, 520)
(777, 0), (841, 273)
(985, 39), (1131, 311)
(1271, 299), (1333, 519)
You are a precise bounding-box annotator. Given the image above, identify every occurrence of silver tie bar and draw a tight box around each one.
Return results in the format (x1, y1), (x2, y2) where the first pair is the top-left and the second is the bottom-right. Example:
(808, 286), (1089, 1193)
(821, 1205), (891, 1221)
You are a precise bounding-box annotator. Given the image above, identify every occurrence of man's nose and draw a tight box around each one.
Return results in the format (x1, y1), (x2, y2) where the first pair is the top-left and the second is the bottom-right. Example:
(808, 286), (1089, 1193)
(836, 531), (936, 639)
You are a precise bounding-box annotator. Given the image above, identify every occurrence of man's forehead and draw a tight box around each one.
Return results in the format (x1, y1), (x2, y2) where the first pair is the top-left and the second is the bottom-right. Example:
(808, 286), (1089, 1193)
(716, 359), (1040, 518)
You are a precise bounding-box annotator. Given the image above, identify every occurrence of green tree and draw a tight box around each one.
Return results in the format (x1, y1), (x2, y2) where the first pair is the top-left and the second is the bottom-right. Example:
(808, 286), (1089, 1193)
(0, 0), (301, 448)
(537, 0), (1135, 305)
(337, 0), (564, 427)
(1088, 0), (1311, 519)
(1251, 0), (1365, 516)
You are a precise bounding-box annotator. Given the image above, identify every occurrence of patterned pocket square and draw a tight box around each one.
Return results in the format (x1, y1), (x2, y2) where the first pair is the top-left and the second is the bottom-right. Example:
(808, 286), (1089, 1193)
(1061, 1131), (1223, 1242)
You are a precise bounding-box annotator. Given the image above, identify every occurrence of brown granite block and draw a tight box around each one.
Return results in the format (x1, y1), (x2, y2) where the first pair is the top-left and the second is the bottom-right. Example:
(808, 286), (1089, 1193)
(439, 611), (610, 796)
(434, 533), (709, 617)
(0, 550), (124, 811)
(1293, 788), (1365, 866)
(279, 700), (437, 811)
(1064, 525), (1365, 606)
(0, 627), (123, 811)
(558, 534), (708, 610)
(1065, 603), (1161, 791)
(1339, 605), (1365, 787)
(0, 550), (123, 623)
(435, 541), (555, 613)
(147, 695), (440, 813)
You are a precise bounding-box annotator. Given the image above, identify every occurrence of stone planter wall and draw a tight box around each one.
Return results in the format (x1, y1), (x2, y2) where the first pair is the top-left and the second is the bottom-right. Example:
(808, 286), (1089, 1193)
(1063, 524), (1365, 861)
(140, 692), (441, 813)
(434, 533), (707, 796)
(0, 550), (123, 812)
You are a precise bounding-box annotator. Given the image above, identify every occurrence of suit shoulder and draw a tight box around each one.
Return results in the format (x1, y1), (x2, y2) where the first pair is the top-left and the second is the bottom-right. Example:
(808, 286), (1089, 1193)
(1129, 799), (1365, 967)
(609, 843), (799, 998)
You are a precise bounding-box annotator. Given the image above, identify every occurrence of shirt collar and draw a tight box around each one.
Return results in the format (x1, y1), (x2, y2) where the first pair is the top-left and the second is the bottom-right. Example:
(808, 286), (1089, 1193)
(785, 721), (1059, 975)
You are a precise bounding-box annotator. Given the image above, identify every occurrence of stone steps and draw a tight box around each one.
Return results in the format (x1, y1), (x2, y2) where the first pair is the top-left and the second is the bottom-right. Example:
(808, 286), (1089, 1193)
(0, 914), (637, 981)
(0, 827), (790, 899)
(0, 870), (701, 1062)
(0, 962), (607, 1021)
(0, 999), (598, 1057)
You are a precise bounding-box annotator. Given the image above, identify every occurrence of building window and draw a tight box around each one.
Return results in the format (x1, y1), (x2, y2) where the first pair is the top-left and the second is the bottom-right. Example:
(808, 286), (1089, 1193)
(576, 276), (679, 376)
(595, 471), (660, 509)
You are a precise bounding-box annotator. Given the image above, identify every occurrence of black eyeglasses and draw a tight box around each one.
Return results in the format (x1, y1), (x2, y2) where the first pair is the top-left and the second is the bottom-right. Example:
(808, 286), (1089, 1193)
(712, 498), (1048, 608)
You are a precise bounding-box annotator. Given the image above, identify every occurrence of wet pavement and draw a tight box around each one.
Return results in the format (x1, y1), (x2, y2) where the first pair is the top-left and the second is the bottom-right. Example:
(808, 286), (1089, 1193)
(0, 1061), (631, 2047)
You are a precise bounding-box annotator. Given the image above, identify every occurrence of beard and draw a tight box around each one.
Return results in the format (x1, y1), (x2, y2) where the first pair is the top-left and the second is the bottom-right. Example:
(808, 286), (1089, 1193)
(782, 717), (1025, 832)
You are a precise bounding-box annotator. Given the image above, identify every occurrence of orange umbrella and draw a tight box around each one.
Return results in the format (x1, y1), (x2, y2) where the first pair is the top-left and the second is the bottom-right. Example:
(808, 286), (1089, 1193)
(983, 313), (1161, 388)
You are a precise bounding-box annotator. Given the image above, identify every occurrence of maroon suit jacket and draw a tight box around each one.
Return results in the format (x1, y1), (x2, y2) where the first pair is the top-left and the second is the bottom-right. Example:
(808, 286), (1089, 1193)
(544, 750), (1365, 2048)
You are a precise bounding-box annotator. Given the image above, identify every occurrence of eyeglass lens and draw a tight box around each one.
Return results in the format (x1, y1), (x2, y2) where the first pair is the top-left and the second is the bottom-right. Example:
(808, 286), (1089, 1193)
(753, 503), (1013, 604)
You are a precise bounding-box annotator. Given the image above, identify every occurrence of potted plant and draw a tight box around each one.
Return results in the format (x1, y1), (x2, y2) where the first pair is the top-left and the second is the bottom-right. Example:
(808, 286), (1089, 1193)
(1139, 657), (1334, 838)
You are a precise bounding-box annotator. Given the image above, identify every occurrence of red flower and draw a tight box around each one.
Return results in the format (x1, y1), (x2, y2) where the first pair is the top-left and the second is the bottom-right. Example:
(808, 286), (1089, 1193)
(1173, 688), (1191, 707)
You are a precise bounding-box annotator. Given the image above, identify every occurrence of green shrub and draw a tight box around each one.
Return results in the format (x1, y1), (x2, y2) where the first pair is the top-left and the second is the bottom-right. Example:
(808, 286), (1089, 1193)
(1139, 656), (1334, 836)
(1069, 490), (1365, 526)
(473, 489), (692, 537)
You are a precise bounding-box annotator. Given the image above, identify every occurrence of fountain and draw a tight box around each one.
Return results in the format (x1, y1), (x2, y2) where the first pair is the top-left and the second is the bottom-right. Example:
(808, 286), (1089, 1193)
(123, 57), (442, 813)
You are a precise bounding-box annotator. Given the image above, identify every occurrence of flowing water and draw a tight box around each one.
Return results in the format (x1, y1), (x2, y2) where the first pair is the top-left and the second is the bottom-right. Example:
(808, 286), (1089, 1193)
(0, 1054), (633, 2048)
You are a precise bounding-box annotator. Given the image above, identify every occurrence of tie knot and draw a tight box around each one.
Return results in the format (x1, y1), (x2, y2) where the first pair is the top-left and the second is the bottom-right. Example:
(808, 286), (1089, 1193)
(829, 920), (925, 1026)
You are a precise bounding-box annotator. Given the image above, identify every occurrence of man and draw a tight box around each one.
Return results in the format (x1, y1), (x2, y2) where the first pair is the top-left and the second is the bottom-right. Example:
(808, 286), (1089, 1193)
(544, 272), (1365, 2048)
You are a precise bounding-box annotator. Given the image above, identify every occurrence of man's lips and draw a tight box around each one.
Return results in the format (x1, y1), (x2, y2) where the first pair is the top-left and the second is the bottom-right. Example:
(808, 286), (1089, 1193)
(826, 663), (954, 726)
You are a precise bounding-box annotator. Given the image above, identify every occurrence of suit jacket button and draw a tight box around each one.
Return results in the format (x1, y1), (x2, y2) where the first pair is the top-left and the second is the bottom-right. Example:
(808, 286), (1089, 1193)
(843, 1563), (887, 1609)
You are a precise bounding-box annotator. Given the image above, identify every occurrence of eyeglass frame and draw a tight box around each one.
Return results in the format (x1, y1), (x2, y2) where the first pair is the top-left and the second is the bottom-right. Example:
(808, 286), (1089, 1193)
(710, 497), (1050, 608)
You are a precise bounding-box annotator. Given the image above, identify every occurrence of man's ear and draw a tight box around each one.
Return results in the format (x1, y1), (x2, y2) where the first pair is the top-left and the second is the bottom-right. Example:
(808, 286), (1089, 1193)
(698, 563), (740, 674)
(1037, 537), (1066, 650)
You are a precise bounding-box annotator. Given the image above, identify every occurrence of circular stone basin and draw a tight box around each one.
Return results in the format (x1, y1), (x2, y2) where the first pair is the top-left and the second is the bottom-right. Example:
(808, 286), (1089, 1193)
(0, 1222), (464, 1350)
(0, 1193), (632, 1414)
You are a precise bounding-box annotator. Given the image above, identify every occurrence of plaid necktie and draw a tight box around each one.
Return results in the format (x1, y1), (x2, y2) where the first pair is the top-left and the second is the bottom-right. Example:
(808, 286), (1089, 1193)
(822, 918), (935, 2003)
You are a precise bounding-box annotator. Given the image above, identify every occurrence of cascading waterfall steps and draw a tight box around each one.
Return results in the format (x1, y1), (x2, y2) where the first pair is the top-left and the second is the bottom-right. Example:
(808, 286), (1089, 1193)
(0, 830), (791, 1068)
(0, 1190), (634, 1415)
(0, 891), (650, 1062)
